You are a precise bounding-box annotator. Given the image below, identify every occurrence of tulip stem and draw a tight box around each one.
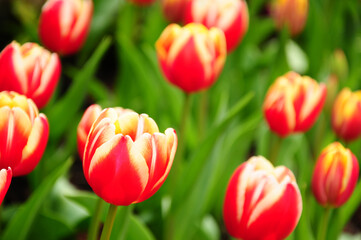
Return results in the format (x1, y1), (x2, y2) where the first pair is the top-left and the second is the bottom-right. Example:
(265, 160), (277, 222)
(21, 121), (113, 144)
(317, 207), (331, 240)
(269, 133), (282, 164)
(100, 204), (118, 240)
(88, 198), (105, 240)
(198, 90), (208, 140)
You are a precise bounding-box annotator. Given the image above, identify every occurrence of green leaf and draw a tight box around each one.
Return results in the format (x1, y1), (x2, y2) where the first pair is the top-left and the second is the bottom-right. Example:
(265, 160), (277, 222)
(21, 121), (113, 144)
(124, 215), (156, 240)
(65, 191), (100, 215)
(47, 37), (112, 140)
(2, 158), (73, 240)
(286, 40), (309, 74)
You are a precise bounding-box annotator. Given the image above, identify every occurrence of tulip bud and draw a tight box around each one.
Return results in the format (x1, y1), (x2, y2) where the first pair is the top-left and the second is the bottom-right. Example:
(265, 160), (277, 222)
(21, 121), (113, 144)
(77, 104), (134, 160)
(330, 49), (348, 81)
(39, 0), (93, 55)
(263, 71), (327, 137)
(83, 108), (177, 205)
(223, 156), (302, 240)
(0, 42), (61, 108)
(271, 0), (308, 36)
(161, 0), (190, 23)
(127, 0), (156, 5)
(0, 91), (49, 176)
(156, 23), (226, 93)
(312, 142), (359, 207)
(0, 167), (12, 206)
(331, 88), (361, 141)
(184, 0), (249, 52)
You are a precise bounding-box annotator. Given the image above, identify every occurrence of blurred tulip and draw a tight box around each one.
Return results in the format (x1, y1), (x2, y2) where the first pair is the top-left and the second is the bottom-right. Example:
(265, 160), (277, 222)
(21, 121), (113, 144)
(324, 74), (338, 113)
(83, 108), (177, 205)
(223, 156), (302, 240)
(263, 71), (327, 137)
(39, 0), (93, 55)
(0, 91), (49, 176)
(330, 49), (348, 81)
(184, 0), (249, 52)
(161, 0), (189, 23)
(77, 105), (134, 160)
(156, 23), (226, 93)
(312, 142), (359, 207)
(127, 0), (156, 5)
(271, 0), (308, 36)
(0, 167), (12, 205)
(332, 88), (361, 141)
(0, 42), (61, 108)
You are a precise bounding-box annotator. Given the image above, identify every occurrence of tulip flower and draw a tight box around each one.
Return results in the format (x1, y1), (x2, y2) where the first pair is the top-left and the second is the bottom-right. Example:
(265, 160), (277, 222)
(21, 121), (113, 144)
(312, 142), (359, 207)
(331, 88), (361, 142)
(39, 0), (93, 55)
(77, 104), (134, 160)
(156, 23), (226, 93)
(223, 156), (302, 240)
(263, 71), (327, 137)
(82, 108), (177, 205)
(0, 167), (12, 205)
(0, 91), (49, 176)
(161, 0), (189, 23)
(184, 0), (249, 52)
(0, 42), (61, 108)
(127, 0), (156, 5)
(270, 0), (308, 36)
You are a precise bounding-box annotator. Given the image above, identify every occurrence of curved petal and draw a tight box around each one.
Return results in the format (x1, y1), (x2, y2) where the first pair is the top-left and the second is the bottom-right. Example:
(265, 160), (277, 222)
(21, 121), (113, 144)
(0, 167), (12, 205)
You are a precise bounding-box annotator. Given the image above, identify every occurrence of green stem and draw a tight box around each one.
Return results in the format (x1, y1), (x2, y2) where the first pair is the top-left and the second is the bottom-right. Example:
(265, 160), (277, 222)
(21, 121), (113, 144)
(317, 208), (331, 240)
(100, 204), (118, 240)
(198, 91), (208, 140)
(269, 133), (282, 164)
(88, 198), (105, 240)
(118, 205), (133, 240)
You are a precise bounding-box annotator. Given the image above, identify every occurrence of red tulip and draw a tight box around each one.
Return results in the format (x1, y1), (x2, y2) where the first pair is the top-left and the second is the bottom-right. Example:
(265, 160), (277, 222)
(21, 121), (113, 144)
(271, 0), (308, 36)
(223, 156), (302, 240)
(161, 0), (190, 23)
(263, 71), (327, 137)
(82, 108), (177, 205)
(0, 91), (49, 176)
(312, 142), (359, 208)
(77, 104), (133, 160)
(184, 0), (249, 52)
(39, 0), (93, 55)
(0, 42), (61, 108)
(331, 88), (361, 142)
(156, 23), (226, 93)
(0, 167), (12, 206)
(127, 0), (156, 5)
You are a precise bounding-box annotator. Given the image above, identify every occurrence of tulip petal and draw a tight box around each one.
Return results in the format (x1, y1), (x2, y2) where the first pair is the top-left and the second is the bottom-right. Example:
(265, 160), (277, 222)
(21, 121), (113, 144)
(0, 167), (12, 205)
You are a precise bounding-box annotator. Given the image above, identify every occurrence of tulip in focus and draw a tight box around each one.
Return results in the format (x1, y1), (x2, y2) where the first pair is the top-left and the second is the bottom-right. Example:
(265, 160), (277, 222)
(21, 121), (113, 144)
(82, 108), (177, 205)
(271, 0), (308, 36)
(127, 0), (156, 6)
(77, 104), (134, 160)
(223, 156), (302, 240)
(0, 42), (61, 108)
(332, 88), (361, 142)
(0, 91), (49, 176)
(312, 142), (359, 207)
(161, 0), (190, 23)
(156, 23), (226, 93)
(0, 167), (12, 205)
(184, 0), (249, 52)
(39, 0), (93, 55)
(263, 71), (327, 137)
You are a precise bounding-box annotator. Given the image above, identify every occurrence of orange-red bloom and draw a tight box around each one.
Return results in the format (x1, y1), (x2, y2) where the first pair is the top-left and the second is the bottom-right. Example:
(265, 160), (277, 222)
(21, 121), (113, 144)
(0, 167), (12, 205)
(271, 0), (308, 36)
(82, 108), (177, 205)
(0, 42), (61, 108)
(223, 156), (302, 240)
(312, 142), (359, 207)
(39, 0), (93, 55)
(263, 71), (327, 137)
(0, 91), (49, 176)
(156, 23), (226, 93)
(184, 0), (249, 52)
(161, 0), (190, 23)
(331, 88), (361, 142)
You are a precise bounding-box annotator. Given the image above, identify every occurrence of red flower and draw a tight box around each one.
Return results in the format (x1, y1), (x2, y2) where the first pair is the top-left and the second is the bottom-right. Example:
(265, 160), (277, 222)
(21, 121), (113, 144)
(156, 23), (226, 93)
(184, 0), (249, 52)
(161, 0), (190, 23)
(0, 91), (49, 176)
(0, 42), (61, 108)
(39, 0), (93, 55)
(224, 156), (302, 240)
(263, 71), (326, 137)
(82, 108), (177, 205)
(0, 167), (12, 206)
(312, 142), (359, 207)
